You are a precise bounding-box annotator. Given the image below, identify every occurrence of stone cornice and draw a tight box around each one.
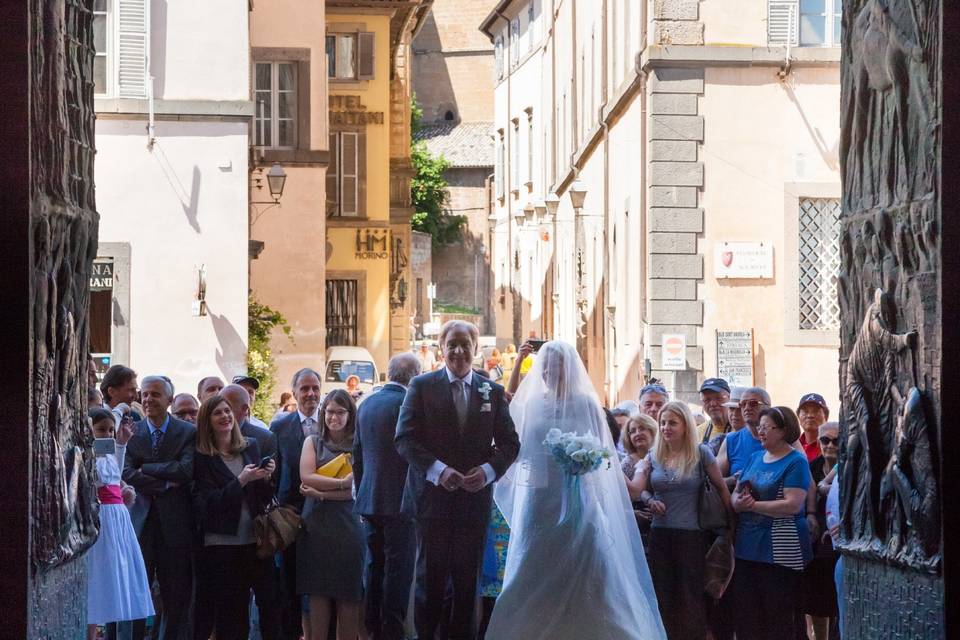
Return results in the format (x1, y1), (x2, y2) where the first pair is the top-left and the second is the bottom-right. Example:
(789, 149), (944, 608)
(641, 45), (841, 70)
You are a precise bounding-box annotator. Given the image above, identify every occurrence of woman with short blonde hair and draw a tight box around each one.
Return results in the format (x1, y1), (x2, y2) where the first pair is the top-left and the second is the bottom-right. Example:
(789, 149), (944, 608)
(627, 400), (732, 639)
(621, 414), (658, 479)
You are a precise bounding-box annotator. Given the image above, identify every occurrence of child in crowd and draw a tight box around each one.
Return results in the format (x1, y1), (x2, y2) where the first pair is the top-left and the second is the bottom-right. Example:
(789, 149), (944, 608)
(85, 409), (155, 640)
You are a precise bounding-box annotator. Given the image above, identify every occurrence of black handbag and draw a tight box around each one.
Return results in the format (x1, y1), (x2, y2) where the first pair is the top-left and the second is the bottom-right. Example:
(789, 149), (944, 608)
(697, 447), (728, 531)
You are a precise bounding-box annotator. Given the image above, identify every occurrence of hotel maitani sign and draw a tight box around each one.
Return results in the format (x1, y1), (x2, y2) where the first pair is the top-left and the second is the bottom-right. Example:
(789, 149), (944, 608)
(330, 95), (384, 126)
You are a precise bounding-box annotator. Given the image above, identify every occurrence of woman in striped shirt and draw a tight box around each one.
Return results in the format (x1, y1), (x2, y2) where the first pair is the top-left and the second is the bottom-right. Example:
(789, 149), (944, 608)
(730, 406), (813, 640)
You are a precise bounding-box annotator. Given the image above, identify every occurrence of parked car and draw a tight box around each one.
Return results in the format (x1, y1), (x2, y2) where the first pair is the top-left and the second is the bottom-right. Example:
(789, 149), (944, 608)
(321, 346), (380, 401)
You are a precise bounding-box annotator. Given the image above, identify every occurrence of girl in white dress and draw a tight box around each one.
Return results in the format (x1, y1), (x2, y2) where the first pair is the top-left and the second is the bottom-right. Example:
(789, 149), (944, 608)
(85, 409), (155, 640)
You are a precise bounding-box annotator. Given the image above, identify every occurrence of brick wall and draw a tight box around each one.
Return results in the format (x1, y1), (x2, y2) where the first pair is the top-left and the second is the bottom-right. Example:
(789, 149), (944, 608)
(432, 168), (492, 327)
(412, 0), (494, 123)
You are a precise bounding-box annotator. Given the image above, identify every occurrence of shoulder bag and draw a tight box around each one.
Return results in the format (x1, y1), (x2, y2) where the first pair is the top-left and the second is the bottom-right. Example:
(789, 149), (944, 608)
(697, 445), (729, 532)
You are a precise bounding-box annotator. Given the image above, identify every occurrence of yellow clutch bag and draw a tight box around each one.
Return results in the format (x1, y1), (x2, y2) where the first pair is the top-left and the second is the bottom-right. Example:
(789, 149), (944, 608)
(317, 453), (352, 479)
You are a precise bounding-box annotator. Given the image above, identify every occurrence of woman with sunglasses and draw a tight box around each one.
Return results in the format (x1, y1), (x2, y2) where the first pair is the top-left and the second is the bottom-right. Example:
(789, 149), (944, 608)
(730, 406), (813, 640)
(800, 422), (841, 639)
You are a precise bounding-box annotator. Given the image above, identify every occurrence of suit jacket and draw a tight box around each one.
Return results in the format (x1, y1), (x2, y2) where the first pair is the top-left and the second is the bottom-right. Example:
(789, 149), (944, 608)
(353, 382), (409, 517)
(193, 438), (274, 537)
(270, 411), (308, 510)
(395, 369), (519, 522)
(241, 419), (278, 459)
(122, 415), (196, 548)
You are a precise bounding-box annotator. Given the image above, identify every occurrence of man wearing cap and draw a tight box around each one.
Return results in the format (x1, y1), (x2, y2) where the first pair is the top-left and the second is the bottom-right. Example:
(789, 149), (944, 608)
(234, 374), (269, 429)
(797, 393), (830, 462)
(696, 378), (732, 454)
(724, 387), (746, 431)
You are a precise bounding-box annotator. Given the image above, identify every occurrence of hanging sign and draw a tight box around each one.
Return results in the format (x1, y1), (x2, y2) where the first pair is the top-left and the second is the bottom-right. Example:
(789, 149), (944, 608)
(716, 329), (754, 387)
(90, 261), (114, 291)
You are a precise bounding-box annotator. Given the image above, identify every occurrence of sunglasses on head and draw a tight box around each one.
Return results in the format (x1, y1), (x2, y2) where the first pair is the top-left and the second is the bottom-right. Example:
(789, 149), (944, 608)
(818, 436), (839, 446)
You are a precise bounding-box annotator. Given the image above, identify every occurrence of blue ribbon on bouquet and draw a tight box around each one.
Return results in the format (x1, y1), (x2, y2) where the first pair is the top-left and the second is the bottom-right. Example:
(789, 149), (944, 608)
(557, 473), (583, 527)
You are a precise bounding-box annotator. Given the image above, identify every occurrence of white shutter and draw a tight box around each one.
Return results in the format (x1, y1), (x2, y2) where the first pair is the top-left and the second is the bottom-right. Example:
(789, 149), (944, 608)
(117, 0), (149, 98)
(341, 132), (359, 216)
(768, 0), (798, 46)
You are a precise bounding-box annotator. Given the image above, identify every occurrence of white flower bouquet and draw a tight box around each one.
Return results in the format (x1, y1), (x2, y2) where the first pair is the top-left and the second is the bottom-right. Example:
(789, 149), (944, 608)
(542, 428), (611, 525)
(542, 428), (612, 475)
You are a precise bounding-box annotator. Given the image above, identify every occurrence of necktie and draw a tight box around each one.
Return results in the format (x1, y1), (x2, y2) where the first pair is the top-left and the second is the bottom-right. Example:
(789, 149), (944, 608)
(302, 417), (317, 438)
(151, 429), (164, 458)
(453, 379), (468, 430)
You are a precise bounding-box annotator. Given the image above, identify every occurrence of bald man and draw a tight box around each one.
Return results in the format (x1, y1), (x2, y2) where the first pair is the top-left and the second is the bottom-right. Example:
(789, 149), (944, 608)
(222, 383), (277, 459)
(197, 376), (225, 402)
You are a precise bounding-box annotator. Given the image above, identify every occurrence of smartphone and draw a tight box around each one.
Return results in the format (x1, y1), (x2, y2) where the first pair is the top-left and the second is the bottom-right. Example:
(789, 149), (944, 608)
(258, 455), (274, 469)
(94, 438), (116, 456)
(738, 480), (755, 498)
(527, 339), (547, 352)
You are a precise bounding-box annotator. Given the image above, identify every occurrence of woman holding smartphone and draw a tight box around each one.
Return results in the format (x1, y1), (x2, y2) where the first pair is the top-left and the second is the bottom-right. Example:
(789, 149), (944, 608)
(730, 406), (813, 640)
(193, 394), (279, 640)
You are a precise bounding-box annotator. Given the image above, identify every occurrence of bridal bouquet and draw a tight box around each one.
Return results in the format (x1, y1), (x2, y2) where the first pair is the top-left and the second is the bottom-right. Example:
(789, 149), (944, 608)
(543, 428), (612, 475)
(543, 428), (611, 525)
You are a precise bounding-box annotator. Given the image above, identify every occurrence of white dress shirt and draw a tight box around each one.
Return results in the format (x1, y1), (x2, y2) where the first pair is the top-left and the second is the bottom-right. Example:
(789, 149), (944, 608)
(426, 368), (496, 488)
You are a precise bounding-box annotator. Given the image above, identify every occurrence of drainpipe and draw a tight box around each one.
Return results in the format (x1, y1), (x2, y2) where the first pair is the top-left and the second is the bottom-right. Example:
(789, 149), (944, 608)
(485, 172), (495, 333)
(493, 7), (514, 343)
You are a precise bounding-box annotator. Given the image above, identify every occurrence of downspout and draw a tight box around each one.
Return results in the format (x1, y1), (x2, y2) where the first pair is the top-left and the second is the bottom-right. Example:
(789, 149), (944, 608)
(493, 8), (514, 343)
(485, 172), (495, 333)
(601, 0), (613, 404)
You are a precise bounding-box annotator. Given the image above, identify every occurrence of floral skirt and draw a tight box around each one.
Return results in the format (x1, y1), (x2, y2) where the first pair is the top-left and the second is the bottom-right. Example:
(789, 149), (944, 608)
(479, 504), (510, 598)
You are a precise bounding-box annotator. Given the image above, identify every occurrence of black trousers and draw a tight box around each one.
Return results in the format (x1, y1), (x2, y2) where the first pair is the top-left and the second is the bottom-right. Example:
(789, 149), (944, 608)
(132, 520), (193, 640)
(731, 558), (803, 640)
(194, 544), (281, 640)
(648, 528), (711, 640)
(414, 516), (488, 640)
(362, 515), (416, 640)
(279, 544), (302, 640)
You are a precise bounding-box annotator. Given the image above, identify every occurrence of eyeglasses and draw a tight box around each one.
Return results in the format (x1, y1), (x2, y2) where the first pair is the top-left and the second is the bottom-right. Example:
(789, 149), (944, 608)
(756, 423), (782, 433)
(818, 436), (839, 446)
(739, 400), (769, 410)
(324, 409), (348, 418)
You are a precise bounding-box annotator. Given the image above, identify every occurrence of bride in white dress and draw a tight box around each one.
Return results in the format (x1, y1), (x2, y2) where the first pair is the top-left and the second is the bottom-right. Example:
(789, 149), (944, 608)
(485, 341), (665, 640)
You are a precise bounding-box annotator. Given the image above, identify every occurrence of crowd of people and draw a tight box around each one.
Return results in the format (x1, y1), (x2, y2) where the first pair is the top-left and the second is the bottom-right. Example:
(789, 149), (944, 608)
(83, 323), (843, 640)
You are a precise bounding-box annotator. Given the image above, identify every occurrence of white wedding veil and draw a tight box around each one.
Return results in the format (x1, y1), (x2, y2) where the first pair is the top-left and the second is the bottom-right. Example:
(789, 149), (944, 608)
(490, 341), (664, 639)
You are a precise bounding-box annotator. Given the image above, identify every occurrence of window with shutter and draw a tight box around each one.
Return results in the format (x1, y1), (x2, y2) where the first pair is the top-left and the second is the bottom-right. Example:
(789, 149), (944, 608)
(253, 62), (297, 149)
(327, 132), (339, 216)
(494, 36), (504, 81)
(767, 0), (798, 46)
(511, 121), (520, 194)
(341, 132), (359, 216)
(496, 132), (505, 199)
(117, 0), (148, 98)
(510, 18), (519, 66)
(328, 131), (363, 217)
(93, 0), (110, 95)
(358, 33), (375, 80)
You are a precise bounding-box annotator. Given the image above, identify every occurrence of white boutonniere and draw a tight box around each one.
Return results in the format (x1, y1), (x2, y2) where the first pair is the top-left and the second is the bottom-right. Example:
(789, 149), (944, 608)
(478, 382), (493, 401)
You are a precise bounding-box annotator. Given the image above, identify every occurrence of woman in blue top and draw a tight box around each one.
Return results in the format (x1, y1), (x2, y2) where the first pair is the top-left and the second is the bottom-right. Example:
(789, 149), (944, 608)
(731, 406), (812, 640)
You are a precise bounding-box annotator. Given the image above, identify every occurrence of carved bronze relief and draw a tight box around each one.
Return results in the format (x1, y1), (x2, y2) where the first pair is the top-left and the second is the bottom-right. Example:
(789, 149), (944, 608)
(839, 0), (941, 573)
(29, 0), (100, 571)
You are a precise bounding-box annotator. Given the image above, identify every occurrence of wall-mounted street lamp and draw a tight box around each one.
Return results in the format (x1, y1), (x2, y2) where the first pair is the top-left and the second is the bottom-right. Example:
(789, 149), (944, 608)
(250, 161), (288, 228)
(544, 192), (560, 217)
(252, 161), (287, 204)
(569, 180), (588, 211)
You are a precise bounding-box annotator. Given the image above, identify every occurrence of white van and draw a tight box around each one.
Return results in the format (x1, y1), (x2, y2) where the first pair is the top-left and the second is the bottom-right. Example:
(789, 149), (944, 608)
(321, 346), (380, 399)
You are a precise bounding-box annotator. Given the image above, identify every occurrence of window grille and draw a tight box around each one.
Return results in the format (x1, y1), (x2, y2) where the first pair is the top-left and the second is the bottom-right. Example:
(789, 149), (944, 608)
(798, 197), (841, 331)
(326, 280), (358, 348)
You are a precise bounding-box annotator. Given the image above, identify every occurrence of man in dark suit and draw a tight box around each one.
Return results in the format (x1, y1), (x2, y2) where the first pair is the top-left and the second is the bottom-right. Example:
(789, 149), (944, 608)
(122, 375), (196, 640)
(354, 353), (421, 640)
(270, 367), (323, 639)
(395, 321), (520, 640)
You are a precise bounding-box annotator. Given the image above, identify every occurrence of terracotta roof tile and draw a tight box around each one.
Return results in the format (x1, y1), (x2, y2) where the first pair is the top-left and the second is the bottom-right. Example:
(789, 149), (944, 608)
(414, 121), (494, 168)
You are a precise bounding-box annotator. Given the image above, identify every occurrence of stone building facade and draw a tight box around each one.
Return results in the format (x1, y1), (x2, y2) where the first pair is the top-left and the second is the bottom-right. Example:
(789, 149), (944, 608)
(483, 0), (842, 407)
